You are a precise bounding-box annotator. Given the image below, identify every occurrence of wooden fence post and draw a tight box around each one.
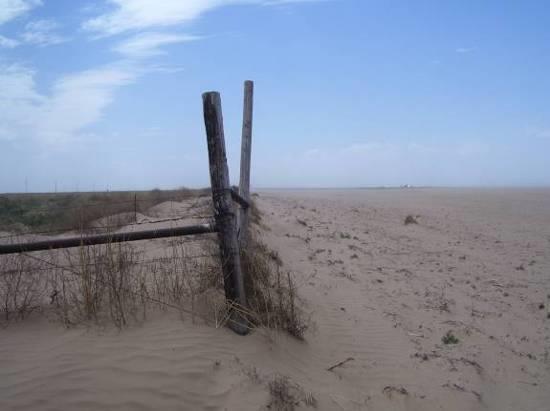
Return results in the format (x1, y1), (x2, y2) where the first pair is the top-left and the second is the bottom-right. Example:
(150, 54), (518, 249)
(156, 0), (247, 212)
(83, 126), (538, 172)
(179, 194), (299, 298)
(202, 91), (249, 335)
(238, 80), (254, 248)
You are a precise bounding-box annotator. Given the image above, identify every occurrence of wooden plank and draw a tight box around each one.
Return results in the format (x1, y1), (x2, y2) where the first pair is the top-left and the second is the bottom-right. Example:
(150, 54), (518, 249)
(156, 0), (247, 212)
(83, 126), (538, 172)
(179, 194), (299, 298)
(0, 224), (216, 255)
(202, 91), (249, 335)
(238, 80), (254, 248)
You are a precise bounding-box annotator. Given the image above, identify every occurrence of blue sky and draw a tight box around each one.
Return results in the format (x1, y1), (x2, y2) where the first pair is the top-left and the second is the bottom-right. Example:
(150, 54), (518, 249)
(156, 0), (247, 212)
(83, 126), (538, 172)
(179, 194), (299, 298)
(0, 0), (549, 192)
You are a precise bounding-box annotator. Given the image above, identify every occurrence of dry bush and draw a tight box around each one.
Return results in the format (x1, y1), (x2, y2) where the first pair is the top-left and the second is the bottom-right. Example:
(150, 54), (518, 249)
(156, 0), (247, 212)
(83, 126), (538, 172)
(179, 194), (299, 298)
(268, 376), (298, 411)
(1, 236), (220, 330)
(267, 375), (317, 410)
(241, 236), (309, 339)
(51, 243), (148, 328)
(0, 255), (45, 325)
(48, 237), (221, 329)
(147, 240), (219, 312)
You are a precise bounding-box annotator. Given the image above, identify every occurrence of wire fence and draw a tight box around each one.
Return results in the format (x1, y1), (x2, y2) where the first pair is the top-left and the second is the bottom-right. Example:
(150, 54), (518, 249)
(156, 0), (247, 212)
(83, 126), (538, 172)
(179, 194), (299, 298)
(14, 251), (219, 327)
(0, 82), (256, 335)
(0, 253), (222, 276)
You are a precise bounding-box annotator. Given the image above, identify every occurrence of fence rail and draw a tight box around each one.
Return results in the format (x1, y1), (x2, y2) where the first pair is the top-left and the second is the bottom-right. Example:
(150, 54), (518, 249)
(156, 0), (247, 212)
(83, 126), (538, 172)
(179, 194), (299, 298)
(0, 80), (255, 335)
(0, 223), (216, 254)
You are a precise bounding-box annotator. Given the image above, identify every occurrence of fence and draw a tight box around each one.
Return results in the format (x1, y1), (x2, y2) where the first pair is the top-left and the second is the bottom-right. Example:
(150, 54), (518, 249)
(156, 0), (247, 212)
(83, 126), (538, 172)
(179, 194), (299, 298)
(0, 80), (255, 335)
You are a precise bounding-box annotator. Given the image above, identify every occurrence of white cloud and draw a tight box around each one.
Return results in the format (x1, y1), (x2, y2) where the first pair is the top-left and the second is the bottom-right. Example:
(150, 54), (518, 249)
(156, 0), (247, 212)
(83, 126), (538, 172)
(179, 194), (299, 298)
(0, 63), (139, 143)
(527, 126), (550, 140)
(83, 0), (322, 35)
(21, 19), (67, 46)
(0, 34), (19, 47)
(113, 31), (200, 58)
(0, 0), (42, 25)
(456, 47), (475, 54)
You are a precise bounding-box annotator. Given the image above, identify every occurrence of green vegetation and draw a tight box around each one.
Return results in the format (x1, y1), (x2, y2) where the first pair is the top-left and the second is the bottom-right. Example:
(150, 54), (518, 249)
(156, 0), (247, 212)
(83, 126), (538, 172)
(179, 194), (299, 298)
(0, 188), (209, 234)
(442, 330), (460, 345)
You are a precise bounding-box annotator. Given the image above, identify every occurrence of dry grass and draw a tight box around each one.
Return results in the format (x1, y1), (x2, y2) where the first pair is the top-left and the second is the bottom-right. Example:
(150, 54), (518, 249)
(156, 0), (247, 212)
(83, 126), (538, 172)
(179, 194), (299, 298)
(1, 230), (308, 338)
(1, 236), (220, 329)
(240, 234), (309, 339)
(242, 368), (317, 411)
(1, 194), (308, 340)
(0, 255), (44, 324)
(267, 375), (317, 410)
(51, 243), (148, 328)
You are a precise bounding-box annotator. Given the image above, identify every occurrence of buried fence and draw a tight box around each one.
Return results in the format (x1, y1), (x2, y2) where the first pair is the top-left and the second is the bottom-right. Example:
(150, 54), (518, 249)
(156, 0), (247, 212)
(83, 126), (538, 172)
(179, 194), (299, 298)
(0, 81), (255, 335)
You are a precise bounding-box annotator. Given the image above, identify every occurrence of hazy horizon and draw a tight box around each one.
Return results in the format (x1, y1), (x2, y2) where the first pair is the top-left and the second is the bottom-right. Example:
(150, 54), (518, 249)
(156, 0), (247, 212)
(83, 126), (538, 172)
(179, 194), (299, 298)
(4, 185), (550, 195)
(1, 0), (549, 191)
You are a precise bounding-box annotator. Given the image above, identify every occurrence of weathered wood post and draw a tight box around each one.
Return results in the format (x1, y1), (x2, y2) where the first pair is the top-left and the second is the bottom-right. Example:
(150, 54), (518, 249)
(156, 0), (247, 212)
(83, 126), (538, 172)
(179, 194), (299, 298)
(202, 91), (249, 335)
(134, 193), (137, 223)
(238, 80), (254, 248)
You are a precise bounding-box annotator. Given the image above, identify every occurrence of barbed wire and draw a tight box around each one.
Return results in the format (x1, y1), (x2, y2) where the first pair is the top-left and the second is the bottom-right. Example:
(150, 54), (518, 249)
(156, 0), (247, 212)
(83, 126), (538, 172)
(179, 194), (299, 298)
(1, 249), (264, 336)
(16, 251), (215, 326)
(14, 251), (258, 333)
(0, 253), (221, 276)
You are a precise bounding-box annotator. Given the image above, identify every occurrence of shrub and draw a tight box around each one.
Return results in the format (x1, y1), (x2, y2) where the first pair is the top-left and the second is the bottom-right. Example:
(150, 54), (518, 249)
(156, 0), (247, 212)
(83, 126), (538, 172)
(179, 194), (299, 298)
(0, 255), (44, 325)
(240, 235), (309, 340)
(442, 330), (459, 345)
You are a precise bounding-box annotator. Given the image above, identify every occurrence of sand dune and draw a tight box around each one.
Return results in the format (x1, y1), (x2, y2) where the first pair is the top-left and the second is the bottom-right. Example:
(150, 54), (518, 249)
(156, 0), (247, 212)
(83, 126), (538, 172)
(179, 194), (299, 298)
(1, 188), (549, 410)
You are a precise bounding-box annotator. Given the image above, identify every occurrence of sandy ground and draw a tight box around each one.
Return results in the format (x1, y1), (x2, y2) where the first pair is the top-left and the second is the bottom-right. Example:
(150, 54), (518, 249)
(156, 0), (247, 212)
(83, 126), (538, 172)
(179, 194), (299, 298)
(1, 188), (549, 410)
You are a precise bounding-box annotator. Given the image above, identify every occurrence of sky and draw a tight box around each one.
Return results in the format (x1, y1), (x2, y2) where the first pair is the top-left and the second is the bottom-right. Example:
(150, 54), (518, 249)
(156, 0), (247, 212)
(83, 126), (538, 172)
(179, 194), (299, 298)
(0, 0), (549, 192)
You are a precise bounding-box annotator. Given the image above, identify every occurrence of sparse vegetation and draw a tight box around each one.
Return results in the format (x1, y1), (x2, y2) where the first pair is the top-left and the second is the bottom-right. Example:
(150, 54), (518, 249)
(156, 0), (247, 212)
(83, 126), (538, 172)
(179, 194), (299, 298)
(241, 235), (309, 339)
(1, 234), (220, 329)
(1, 192), (309, 341)
(0, 255), (44, 324)
(0, 188), (209, 234)
(267, 375), (317, 410)
(442, 330), (460, 345)
(268, 376), (298, 411)
(383, 385), (409, 397)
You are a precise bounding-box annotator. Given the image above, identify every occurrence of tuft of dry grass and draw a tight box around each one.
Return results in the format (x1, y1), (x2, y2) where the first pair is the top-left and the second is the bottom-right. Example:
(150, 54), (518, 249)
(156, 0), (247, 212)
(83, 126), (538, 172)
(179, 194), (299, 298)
(267, 375), (317, 410)
(50, 243), (149, 328)
(1, 234), (221, 330)
(0, 255), (44, 325)
(240, 214), (309, 339)
(268, 376), (299, 411)
(242, 368), (317, 411)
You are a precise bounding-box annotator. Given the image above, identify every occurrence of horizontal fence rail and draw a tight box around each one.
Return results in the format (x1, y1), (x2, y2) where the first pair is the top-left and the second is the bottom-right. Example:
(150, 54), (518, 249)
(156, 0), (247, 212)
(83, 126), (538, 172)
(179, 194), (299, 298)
(0, 223), (216, 255)
(230, 188), (250, 209)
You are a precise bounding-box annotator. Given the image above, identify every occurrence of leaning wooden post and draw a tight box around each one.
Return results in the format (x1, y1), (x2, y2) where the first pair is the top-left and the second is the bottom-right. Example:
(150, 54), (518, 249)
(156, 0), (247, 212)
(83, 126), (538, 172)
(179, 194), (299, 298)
(202, 91), (249, 335)
(238, 80), (254, 248)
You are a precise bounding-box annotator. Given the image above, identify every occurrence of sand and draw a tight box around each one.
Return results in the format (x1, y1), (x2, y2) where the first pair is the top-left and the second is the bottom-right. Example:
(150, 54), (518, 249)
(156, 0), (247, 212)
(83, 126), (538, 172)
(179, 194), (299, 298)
(1, 188), (549, 410)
